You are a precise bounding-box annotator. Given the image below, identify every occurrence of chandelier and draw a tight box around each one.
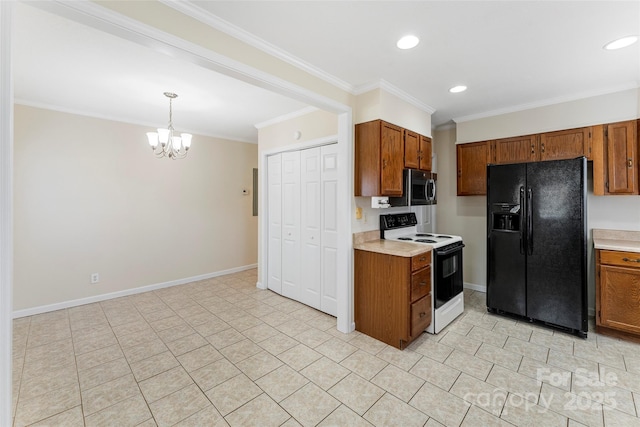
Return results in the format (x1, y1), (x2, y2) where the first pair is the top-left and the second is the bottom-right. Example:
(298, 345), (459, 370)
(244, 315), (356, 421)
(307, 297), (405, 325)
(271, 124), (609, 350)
(146, 92), (192, 159)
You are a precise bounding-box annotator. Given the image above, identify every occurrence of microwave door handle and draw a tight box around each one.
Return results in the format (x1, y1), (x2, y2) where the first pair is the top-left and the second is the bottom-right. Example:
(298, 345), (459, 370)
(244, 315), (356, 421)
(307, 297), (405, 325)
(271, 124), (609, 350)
(429, 179), (436, 201)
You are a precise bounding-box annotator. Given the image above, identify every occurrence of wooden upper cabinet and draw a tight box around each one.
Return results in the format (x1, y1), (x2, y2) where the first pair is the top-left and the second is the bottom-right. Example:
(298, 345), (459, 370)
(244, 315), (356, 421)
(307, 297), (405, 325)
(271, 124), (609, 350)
(457, 141), (491, 196)
(539, 127), (592, 161)
(419, 136), (432, 171)
(404, 130), (420, 169)
(492, 135), (539, 164)
(606, 120), (638, 194)
(355, 120), (404, 197)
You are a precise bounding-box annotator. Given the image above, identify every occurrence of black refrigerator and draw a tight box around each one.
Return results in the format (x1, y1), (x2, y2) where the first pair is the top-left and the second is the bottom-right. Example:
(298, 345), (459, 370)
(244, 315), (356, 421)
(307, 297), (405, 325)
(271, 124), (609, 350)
(486, 157), (588, 337)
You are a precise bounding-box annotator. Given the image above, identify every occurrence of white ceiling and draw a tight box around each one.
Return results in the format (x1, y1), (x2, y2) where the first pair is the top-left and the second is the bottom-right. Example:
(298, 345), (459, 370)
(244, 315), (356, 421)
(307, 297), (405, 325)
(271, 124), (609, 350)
(12, 1), (640, 142)
(12, 3), (309, 144)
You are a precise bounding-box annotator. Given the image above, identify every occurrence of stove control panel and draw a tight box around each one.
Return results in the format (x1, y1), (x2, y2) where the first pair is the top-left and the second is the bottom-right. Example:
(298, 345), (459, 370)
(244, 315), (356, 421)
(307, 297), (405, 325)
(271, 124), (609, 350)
(380, 212), (418, 230)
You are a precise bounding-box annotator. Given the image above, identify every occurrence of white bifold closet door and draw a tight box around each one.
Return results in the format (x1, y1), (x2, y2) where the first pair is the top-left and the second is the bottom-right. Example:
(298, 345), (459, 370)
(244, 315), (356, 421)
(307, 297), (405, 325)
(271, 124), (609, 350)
(267, 144), (338, 316)
(281, 151), (301, 301)
(267, 154), (283, 294)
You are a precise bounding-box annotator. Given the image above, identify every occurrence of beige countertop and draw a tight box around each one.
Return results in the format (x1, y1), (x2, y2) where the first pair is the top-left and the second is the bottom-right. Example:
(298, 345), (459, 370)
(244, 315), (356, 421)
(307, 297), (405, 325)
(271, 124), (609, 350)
(353, 231), (432, 257)
(593, 229), (640, 253)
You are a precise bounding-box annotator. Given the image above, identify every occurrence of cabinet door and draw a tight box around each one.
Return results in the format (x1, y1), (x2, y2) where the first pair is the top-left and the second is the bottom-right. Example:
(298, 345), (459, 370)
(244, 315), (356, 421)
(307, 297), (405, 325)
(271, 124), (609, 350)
(600, 264), (640, 334)
(457, 141), (491, 196)
(493, 135), (539, 164)
(419, 136), (432, 171)
(540, 127), (591, 161)
(380, 122), (404, 196)
(404, 130), (419, 169)
(606, 120), (638, 194)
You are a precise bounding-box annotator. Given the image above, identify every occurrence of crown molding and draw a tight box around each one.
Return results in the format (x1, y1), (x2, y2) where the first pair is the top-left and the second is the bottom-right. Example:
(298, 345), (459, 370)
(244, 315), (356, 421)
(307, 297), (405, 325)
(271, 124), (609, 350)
(454, 82), (640, 124)
(15, 99), (258, 144)
(354, 79), (436, 115)
(255, 106), (319, 129)
(160, 0), (354, 94)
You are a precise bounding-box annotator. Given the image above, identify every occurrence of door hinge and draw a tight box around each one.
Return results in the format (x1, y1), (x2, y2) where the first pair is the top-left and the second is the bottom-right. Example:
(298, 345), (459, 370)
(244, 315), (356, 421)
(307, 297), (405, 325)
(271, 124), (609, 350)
(598, 310), (601, 319)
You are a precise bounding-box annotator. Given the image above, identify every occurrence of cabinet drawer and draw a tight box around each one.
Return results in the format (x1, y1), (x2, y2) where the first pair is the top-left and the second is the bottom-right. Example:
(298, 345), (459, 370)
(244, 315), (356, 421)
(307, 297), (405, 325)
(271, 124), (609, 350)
(411, 267), (431, 302)
(411, 295), (432, 337)
(411, 251), (431, 272)
(600, 250), (640, 268)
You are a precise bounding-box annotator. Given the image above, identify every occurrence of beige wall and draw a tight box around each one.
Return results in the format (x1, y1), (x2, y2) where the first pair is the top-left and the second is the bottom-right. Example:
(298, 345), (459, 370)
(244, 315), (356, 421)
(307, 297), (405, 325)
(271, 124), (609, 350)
(355, 88), (432, 136)
(258, 109), (339, 153)
(439, 88), (640, 312)
(456, 88), (639, 143)
(14, 105), (258, 311)
(435, 126), (486, 288)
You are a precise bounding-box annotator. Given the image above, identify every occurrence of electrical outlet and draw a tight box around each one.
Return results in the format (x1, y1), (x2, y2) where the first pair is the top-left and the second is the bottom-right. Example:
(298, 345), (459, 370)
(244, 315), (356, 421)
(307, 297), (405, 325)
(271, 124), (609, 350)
(91, 273), (99, 284)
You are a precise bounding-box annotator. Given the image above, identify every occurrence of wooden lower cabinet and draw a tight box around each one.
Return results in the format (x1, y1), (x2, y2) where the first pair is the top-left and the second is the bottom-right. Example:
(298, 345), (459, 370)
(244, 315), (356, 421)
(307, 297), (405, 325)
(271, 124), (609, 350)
(354, 249), (431, 349)
(596, 249), (640, 339)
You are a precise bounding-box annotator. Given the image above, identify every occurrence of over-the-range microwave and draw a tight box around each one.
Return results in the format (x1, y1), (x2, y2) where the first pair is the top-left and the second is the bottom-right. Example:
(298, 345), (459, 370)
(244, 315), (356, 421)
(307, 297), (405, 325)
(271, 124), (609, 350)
(389, 169), (437, 207)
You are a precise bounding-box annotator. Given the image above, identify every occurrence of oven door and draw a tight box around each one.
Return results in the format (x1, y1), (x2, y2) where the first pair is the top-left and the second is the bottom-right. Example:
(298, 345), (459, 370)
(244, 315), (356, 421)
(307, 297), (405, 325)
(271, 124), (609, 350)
(434, 242), (464, 309)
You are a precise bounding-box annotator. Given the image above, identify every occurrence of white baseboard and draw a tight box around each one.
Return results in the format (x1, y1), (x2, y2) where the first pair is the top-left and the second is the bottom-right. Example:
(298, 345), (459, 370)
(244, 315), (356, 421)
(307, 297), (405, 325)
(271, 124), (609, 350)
(464, 282), (486, 292)
(255, 281), (267, 290)
(13, 264), (257, 319)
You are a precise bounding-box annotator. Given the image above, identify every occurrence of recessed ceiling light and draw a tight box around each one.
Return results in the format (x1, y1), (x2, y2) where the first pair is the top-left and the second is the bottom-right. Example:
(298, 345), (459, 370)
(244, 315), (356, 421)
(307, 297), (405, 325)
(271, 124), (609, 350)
(604, 35), (638, 50)
(449, 85), (467, 93)
(397, 35), (419, 50)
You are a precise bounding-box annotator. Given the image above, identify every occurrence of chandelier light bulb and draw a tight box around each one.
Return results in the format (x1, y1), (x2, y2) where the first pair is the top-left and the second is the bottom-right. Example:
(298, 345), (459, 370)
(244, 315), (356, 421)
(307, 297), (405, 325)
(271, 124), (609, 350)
(146, 132), (159, 148)
(182, 133), (192, 149)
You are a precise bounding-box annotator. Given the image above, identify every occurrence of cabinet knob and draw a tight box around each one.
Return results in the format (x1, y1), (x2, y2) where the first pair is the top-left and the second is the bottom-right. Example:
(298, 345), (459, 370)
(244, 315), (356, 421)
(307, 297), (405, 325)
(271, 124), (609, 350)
(419, 312), (426, 318)
(419, 281), (427, 286)
(382, 159), (388, 168)
(629, 158), (633, 168)
(531, 144), (535, 154)
(419, 257), (426, 261)
(541, 143), (545, 153)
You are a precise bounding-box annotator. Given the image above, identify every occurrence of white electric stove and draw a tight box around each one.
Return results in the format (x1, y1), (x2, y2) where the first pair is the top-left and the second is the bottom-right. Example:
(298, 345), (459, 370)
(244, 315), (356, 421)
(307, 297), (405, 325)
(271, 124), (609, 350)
(380, 213), (465, 334)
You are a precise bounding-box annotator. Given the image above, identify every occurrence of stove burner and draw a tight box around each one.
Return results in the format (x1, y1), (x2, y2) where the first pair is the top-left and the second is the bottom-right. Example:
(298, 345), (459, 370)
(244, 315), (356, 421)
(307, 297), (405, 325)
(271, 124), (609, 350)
(397, 237), (413, 241)
(435, 235), (452, 239)
(415, 233), (434, 237)
(415, 239), (437, 243)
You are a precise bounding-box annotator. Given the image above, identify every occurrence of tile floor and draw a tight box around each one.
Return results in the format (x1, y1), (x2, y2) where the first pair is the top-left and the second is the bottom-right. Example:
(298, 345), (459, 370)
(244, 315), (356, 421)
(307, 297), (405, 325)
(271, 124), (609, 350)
(11, 268), (640, 426)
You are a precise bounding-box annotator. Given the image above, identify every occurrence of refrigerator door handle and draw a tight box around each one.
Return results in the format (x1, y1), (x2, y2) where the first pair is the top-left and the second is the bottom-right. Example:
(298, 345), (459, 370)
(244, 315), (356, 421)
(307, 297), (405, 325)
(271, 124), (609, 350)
(519, 186), (525, 254)
(527, 188), (533, 255)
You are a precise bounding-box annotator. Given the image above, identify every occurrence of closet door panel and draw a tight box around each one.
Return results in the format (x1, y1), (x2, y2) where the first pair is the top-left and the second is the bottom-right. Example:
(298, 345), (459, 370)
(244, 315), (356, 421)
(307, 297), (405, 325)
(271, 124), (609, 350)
(267, 154), (282, 293)
(281, 151), (301, 300)
(321, 144), (338, 316)
(300, 148), (321, 309)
